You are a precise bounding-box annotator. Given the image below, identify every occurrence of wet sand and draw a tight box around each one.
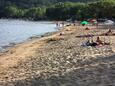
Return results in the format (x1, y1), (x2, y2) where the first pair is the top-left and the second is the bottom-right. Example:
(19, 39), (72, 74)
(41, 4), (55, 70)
(0, 25), (115, 86)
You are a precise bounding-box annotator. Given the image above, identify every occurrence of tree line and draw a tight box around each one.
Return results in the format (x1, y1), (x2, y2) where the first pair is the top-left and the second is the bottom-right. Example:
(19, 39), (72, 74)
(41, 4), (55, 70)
(0, 0), (115, 20)
(0, 0), (98, 8)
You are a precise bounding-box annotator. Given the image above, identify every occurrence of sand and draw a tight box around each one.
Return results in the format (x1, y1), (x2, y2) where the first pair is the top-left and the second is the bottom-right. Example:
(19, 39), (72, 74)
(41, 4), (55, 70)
(0, 25), (115, 86)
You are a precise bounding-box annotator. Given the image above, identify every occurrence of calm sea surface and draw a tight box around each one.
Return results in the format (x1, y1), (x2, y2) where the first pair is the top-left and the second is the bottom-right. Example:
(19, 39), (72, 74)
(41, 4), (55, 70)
(0, 19), (56, 51)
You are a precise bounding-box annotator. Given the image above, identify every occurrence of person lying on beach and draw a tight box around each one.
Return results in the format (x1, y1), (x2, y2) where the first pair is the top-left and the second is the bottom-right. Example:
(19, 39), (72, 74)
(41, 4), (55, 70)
(85, 27), (95, 30)
(105, 29), (112, 35)
(81, 40), (90, 47)
(82, 37), (110, 47)
(90, 40), (98, 47)
(94, 37), (110, 46)
(86, 40), (91, 46)
(85, 27), (89, 30)
(100, 29), (115, 36)
(82, 40), (97, 47)
(76, 34), (94, 38)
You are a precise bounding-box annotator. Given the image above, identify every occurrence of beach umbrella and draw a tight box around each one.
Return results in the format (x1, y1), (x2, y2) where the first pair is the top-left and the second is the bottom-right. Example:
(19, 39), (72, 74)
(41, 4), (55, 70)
(81, 21), (88, 25)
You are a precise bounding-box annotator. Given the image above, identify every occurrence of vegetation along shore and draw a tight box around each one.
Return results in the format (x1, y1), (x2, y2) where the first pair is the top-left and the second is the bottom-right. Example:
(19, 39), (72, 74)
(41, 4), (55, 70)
(0, 0), (115, 20)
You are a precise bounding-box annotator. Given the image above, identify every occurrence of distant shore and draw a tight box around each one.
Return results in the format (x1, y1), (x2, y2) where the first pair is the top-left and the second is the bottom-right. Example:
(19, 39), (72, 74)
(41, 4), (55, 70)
(0, 25), (115, 86)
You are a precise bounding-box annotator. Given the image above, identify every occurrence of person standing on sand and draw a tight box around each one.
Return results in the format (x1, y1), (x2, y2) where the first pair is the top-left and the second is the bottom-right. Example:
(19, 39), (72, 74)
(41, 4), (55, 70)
(62, 21), (64, 27)
(56, 22), (58, 27)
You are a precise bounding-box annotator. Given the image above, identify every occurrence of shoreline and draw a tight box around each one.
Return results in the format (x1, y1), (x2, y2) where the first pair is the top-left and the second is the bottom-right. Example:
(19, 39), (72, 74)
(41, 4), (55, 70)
(0, 29), (59, 53)
(0, 19), (60, 53)
(0, 25), (69, 68)
(0, 25), (115, 85)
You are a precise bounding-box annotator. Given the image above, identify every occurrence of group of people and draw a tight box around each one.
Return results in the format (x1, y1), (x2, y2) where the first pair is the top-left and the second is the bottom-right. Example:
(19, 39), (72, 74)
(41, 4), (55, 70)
(82, 29), (115, 47)
(82, 36), (110, 47)
(56, 21), (65, 28)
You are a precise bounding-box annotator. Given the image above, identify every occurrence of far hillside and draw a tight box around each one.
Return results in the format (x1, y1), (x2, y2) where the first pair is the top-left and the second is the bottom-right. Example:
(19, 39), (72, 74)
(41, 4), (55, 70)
(0, 0), (115, 20)
(1, 0), (98, 8)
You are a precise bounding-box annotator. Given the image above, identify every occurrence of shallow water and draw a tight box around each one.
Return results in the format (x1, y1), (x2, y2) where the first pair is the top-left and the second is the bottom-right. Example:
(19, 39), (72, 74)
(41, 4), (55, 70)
(0, 19), (56, 51)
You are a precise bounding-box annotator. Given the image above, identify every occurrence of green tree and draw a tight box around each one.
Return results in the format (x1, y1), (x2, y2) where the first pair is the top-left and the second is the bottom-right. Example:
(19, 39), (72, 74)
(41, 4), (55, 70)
(24, 7), (46, 20)
(86, 0), (115, 18)
(5, 6), (18, 18)
(16, 9), (25, 18)
(46, 2), (86, 20)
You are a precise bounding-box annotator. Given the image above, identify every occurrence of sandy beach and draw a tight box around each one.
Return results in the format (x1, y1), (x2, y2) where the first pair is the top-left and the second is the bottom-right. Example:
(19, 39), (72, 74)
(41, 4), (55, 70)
(0, 25), (115, 86)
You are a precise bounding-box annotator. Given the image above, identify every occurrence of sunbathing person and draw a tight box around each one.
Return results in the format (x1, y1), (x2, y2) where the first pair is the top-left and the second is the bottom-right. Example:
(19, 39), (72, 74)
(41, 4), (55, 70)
(105, 29), (112, 35)
(90, 39), (97, 47)
(82, 37), (110, 47)
(96, 36), (111, 46)
(82, 39), (97, 47)
(107, 29), (115, 35)
(76, 34), (94, 38)
(81, 40), (91, 47)
(86, 40), (91, 46)
(100, 29), (115, 36)
(96, 37), (104, 45)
